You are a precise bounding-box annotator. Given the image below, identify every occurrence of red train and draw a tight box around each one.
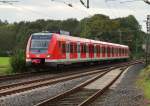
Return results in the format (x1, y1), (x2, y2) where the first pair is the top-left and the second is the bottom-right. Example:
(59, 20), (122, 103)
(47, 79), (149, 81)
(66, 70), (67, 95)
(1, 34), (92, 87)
(26, 31), (129, 68)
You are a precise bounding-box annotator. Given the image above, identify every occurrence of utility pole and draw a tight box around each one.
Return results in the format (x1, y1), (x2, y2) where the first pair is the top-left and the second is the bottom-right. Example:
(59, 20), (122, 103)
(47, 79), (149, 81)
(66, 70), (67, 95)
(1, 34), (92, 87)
(80, 0), (89, 8)
(146, 15), (150, 65)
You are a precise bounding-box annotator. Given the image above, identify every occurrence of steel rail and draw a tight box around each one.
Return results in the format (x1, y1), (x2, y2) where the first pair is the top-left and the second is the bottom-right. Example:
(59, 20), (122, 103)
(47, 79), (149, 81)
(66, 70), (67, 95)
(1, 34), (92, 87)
(0, 60), (142, 81)
(78, 67), (127, 106)
(34, 61), (142, 106)
(0, 68), (112, 97)
(0, 62), (122, 90)
(34, 70), (111, 106)
(0, 61), (143, 98)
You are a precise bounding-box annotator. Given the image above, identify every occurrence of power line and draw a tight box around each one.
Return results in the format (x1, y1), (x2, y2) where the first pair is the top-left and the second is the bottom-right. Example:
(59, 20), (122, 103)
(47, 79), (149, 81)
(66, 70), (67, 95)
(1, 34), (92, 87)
(0, 0), (19, 5)
(106, 0), (150, 5)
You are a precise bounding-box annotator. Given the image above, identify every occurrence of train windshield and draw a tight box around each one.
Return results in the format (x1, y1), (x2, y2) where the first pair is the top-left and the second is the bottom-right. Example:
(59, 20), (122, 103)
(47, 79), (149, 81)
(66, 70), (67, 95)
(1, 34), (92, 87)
(30, 34), (52, 53)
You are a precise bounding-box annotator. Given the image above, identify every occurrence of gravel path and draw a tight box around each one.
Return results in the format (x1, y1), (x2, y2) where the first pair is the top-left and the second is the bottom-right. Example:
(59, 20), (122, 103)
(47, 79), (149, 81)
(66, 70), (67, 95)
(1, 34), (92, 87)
(89, 63), (145, 106)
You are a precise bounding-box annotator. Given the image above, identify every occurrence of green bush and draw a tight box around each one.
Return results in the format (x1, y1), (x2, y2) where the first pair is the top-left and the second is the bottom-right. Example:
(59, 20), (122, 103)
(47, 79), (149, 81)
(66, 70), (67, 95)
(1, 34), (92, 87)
(10, 49), (26, 73)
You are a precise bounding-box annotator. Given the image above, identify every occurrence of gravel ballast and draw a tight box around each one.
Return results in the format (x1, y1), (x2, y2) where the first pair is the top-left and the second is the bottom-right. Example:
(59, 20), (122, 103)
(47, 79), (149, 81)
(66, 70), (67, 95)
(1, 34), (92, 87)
(90, 63), (145, 106)
(0, 74), (96, 106)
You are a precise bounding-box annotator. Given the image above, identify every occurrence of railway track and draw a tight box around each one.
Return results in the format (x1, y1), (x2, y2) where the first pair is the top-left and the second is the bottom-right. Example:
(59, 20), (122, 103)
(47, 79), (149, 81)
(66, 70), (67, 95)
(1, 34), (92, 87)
(0, 60), (143, 99)
(0, 61), (133, 90)
(34, 61), (140, 106)
(0, 71), (51, 82)
(0, 60), (140, 82)
(0, 61), (123, 82)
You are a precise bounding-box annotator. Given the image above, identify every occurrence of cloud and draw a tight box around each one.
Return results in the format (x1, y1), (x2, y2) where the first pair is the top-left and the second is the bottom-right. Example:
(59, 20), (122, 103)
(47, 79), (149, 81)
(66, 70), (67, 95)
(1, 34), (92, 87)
(0, 0), (149, 31)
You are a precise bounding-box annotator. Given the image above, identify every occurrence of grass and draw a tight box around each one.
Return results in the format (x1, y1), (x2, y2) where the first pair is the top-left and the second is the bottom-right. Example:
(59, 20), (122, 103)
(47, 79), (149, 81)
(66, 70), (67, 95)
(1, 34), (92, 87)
(0, 57), (10, 67)
(0, 57), (12, 75)
(137, 65), (150, 105)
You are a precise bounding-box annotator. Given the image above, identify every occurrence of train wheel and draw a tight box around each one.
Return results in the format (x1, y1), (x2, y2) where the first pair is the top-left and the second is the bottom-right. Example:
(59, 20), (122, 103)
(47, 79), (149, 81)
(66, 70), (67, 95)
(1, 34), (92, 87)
(56, 64), (64, 72)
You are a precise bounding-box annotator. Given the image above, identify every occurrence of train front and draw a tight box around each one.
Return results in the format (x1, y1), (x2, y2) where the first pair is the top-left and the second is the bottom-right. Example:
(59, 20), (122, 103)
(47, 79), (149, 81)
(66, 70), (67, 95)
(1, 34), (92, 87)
(26, 32), (54, 67)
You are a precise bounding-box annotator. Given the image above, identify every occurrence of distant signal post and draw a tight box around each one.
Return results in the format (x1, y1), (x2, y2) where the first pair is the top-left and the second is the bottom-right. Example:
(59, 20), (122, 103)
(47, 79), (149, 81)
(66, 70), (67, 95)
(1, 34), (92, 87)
(146, 15), (150, 65)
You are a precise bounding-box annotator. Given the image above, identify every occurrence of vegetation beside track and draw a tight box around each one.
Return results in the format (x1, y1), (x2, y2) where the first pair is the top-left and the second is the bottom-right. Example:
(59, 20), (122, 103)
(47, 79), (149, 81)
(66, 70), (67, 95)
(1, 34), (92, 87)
(0, 14), (145, 72)
(137, 65), (150, 104)
(0, 57), (12, 75)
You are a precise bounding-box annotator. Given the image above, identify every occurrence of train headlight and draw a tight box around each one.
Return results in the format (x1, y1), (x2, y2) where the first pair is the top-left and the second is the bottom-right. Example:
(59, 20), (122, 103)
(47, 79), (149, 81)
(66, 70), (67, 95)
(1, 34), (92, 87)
(47, 54), (51, 58)
(27, 54), (30, 58)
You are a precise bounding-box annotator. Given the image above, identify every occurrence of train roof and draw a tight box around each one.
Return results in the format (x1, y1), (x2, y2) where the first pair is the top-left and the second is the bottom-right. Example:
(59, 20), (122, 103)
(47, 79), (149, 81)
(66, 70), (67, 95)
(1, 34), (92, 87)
(53, 33), (128, 48)
(31, 32), (128, 48)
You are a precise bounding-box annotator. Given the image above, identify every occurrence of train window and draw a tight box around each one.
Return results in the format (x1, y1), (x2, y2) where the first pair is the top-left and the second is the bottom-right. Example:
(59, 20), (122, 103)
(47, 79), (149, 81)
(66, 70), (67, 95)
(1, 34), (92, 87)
(97, 45), (99, 54)
(77, 44), (80, 53)
(123, 48), (124, 55)
(102, 46), (105, 54)
(58, 41), (61, 48)
(84, 44), (86, 53)
(112, 47), (114, 55)
(96, 46), (98, 54)
(74, 43), (77, 53)
(92, 45), (94, 53)
(62, 43), (66, 53)
(70, 43), (73, 53)
(100, 45), (102, 54)
(94, 45), (96, 53)
(86, 44), (88, 53)
(107, 47), (110, 55)
(119, 48), (121, 55)
(109, 47), (112, 55)
(116, 48), (118, 55)
(81, 44), (86, 53)
(89, 46), (91, 53)
(81, 44), (83, 53)
(66, 43), (69, 53)
(89, 45), (94, 53)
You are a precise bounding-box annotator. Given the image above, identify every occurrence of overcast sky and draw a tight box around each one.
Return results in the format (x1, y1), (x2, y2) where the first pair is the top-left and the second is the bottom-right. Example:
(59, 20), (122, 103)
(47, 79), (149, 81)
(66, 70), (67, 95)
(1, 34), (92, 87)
(0, 0), (150, 32)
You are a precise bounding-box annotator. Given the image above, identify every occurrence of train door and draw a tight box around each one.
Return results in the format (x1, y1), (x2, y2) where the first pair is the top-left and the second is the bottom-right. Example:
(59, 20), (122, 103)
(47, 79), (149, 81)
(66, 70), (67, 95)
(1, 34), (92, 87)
(89, 44), (92, 59)
(74, 43), (77, 59)
(77, 42), (81, 60)
(107, 46), (110, 58)
(86, 43), (89, 59)
(66, 41), (70, 61)
(112, 47), (114, 57)
(61, 41), (66, 59)
(81, 43), (86, 59)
